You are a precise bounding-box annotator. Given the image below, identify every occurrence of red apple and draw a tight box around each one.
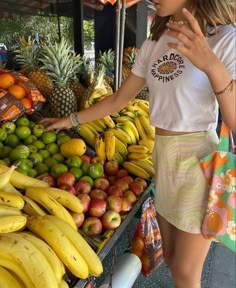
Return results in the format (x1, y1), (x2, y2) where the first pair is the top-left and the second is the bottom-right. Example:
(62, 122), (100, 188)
(114, 178), (129, 192)
(107, 185), (123, 197)
(71, 212), (85, 228)
(77, 193), (91, 213)
(121, 175), (134, 185)
(106, 195), (123, 213)
(80, 154), (91, 163)
(57, 172), (76, 187)
(40, 175), (56, 187)
(82, 217), (103, 236)
(90, 189), (107, 200)
(102, 210), (121, 230)
(129, 182), (144, 196)
(123, 190), (137, 204)
(74, 180), (92, 194)
(88, 199), (107, 217)
(90, 156), (105, 166)
(134, 177), (148, 189)
(121, 197), (132, 213)
(93, 177), (110, 191)
(59, 184), (76, 195)
(116, 168), (129, 179)
(107, 175), (116, 185)
(104, 160), (119, 176)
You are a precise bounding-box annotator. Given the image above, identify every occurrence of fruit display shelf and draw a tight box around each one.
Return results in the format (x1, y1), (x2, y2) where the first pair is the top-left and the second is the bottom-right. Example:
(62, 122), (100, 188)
(70, 181), (154, 288)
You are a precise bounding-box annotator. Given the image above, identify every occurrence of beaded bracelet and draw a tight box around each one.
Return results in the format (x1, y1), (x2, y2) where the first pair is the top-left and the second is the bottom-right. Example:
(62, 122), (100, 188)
(214, 79), (235, 96)
(69, 112), (80, 127)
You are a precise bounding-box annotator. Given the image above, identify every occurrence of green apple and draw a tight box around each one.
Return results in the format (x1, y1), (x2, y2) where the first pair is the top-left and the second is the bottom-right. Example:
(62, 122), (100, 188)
(1, 121), (16, 134)
(32, 124), (44, 137)
(16, 116), (30, 127)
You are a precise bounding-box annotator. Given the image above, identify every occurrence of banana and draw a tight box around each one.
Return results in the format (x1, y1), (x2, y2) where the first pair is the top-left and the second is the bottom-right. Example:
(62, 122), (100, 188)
(0, 215), (27, 233)
(0, 233), (58, 288)
(0, 266), (23, 288)
(45, 215), (103, 277)
(94, 134), (106, 161)
(109, 127), (133, 144)
(122, 161), (151, 180)
(83, 123), (99, 136)
(93, 119), (107, 130)
(23, 195), (47, 216)
(120, 110), (135, 118)
(128, 144), (150, 154)
(138, 139), (154, 152)
(133, 116), (148, 140)
(0, 205), (22, 216)
(25, 188), (77, 229)
(114, 116), (133, 123)
(0, 164), (49, 190)
(26, 216), (89, 279)
(126, 103), (149, 117)
(114, 136), (128, 157)
(26, 187), (83, 214)
(112, 151), (124, 164)
(0, 191), (24, 209)
(20, 232), (65, 284)
(59, 279), (69, 288)
(136, 100), (150, 113)
(1, 182), (22, 195)
(128, 152), (149, 160)
(102, 115), (116, 128)
(139, 115), (155, 139)
(0, 164), (17, 189)
(117, 123), (136, 144)
(88, 120), (105, 133)
(104, 130), (116, 160)
(0, 253), (34, 288)
(124, 120), (140, 142)
(130, 159), (155, 178)
(78, 124), (96, 148)
(110, 111), (121, 118)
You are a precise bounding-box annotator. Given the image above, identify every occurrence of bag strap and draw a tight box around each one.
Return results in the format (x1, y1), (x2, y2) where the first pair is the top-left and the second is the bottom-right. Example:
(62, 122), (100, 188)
(218, 121), (230, 152)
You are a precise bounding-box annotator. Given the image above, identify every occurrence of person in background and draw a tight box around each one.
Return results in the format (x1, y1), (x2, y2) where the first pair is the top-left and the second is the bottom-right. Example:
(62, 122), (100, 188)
(41, 1), (235, 287)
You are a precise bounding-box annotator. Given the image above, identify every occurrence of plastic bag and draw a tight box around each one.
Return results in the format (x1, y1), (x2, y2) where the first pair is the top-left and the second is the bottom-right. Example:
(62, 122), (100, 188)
(130, 197), (164, 276)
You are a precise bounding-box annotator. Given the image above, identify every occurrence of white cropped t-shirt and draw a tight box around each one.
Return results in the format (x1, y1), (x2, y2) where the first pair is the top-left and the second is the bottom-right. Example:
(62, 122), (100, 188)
(132, 25), (236, 132)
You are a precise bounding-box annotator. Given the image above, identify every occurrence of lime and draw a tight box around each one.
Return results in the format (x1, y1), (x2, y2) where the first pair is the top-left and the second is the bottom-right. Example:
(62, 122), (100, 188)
(0, 146), (12, 159)
(1, 121), (16, 134)
(0, 128), (7, 142)
(38, 149), (51, 159)
(57, 135), (71, 146)
(79, 175), (94, 187)
(56, 131), (68, 138)
(34, 163), (49, 175)
(32, 124), (44, 137)
(81, 162), (90, 175)
(52, 153), (65, 163)
(15, 126), (31, 140)
(29, 121), (36, 129)
(43, 157), (58, 169)
(28, 145), (38, 154)
(16, 117), (30, 127)
(17, 158), (33, 169)
(50, 163), (68, 178)
(9, 145), (30, 162)
(16, 167), (29, 175)
(69, 167), (83, 181)
(29, 152), (43, 164)
(0, 142), (3, 148)
(28, 168), (37, 178)
(66, 155), (82, 168)
(46, 143), (59, 155)
(32, 140), (45, 150)
(41, 131), (57, 145)
(24, 135), (37, 145)
(4, 134), (20, 148)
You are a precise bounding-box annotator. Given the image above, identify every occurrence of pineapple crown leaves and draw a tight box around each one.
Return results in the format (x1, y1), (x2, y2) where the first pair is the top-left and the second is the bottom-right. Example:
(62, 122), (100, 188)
(39, 38), (83, 86)
(93, 63), (106, 88)
(123, 46), (139, 68)
(97, 49), (115, 74)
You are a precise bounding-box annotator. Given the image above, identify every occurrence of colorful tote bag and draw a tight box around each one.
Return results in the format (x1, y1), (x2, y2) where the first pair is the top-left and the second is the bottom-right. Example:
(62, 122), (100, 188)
(200, 122), (236, 252)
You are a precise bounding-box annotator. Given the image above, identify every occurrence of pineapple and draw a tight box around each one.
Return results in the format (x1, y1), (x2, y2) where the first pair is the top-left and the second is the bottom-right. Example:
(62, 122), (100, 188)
(97, 49), (115, 87)
(14, 37), (53, 99)
(39, 38), (80, 117)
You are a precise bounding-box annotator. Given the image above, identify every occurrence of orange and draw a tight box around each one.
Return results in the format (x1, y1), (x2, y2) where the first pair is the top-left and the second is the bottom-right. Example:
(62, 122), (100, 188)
(0, 73), (15, 89)
(8, 84), (26, 99)
(20, 97), (33, 111)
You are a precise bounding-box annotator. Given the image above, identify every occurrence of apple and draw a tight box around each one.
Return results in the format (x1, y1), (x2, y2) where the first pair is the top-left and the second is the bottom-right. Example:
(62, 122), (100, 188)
(123, 190), (137, 204)
(32, 124), (44, 137)
(59, 184), (76, 195)
(121, 197), (132, 213)
(106, 195), (122, 213)
(93, 177), (109, 191)
(71, 212), (85, 228)
(104, 160), (119, 176)
(82, 217), (103, 236)
(90, 189), (107, 200)
(90, 156), (105, 166)
(57, 172), (76, 187)
(107, 185), (123, 197)
(134, 177), (148, 189)
(121, 175), (134, 185)
(80, 154), (91, 163)
(77, 193), (91, 213)
(129, 182), (144, 196)
(88, 199), (107, 217)
(102, 210), (121, 230)
(74, 180), (91, 194)
(88, 162), (104, 179)
(107, 175), (116, 185)
(116, 168), (129, 179)
(114, 178), (129, 192)
(40, 175), (56, 187)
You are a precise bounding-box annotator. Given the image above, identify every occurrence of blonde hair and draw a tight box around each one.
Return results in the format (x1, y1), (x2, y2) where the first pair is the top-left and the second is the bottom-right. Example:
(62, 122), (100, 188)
(150, 0), (236, 41)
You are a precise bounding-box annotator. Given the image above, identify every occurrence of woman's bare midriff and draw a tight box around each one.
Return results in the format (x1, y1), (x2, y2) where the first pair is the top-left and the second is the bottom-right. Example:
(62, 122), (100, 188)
(155, 127), (201, 136)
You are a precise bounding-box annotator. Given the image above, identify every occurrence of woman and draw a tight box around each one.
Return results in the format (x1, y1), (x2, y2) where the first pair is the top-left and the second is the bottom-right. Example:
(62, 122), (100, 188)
(41, 1), (235, 287)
